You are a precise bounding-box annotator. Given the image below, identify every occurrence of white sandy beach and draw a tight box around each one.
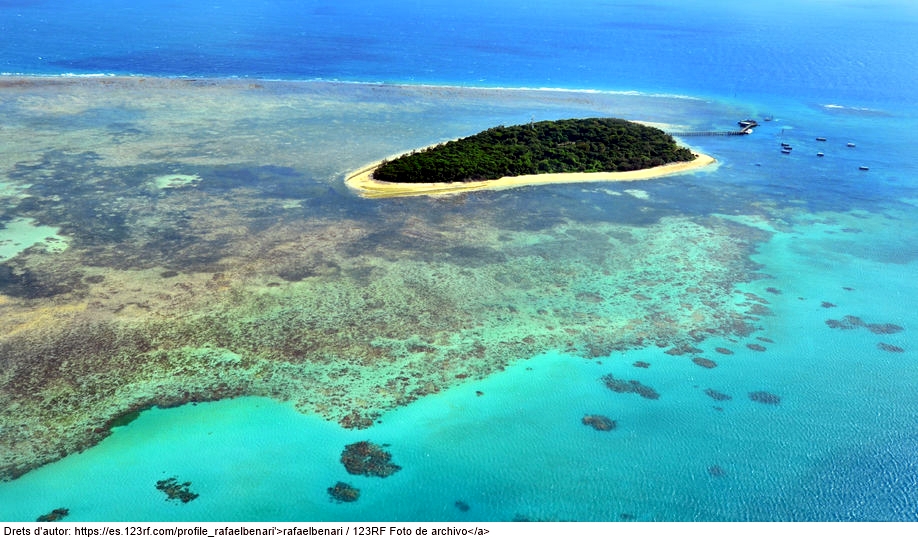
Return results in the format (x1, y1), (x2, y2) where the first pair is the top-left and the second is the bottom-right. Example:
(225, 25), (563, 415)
(345, 151), (716, 199)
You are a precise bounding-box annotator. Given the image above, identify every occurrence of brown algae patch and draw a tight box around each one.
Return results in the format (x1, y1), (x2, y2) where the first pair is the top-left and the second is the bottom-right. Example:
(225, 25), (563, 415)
(0, 77), (770, 481)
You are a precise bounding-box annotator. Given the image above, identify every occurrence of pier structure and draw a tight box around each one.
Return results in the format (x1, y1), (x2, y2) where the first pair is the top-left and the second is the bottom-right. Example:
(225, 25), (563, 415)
(669, 119), (758, 137)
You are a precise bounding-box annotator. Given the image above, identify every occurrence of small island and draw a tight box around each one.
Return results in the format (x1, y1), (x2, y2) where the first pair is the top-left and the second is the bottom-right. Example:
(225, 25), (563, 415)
(346, 117), (715, 198)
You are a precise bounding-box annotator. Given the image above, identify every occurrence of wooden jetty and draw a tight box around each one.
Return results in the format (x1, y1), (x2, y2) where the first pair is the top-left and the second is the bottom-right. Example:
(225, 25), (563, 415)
(669, 119), (758, 137)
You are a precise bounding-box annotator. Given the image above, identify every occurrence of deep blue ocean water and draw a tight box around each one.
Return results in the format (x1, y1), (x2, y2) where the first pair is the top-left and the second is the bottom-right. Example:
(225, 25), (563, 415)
(3, 0), (917, 106)
(2, 0), (918, 523)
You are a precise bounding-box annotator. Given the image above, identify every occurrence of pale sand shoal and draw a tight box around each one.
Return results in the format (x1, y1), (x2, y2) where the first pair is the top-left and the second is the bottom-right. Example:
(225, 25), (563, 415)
(345, 152), (716, 199)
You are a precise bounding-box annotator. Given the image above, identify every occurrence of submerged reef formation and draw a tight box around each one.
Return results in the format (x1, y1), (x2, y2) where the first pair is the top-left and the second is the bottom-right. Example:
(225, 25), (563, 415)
(749, 391), (781, 405)
(36, 508), (69, 522)
(825, 315), (904, 334)
(341, 441), (401, 478)
(582, 414), (617, 431)
(692, 357), (718, 369)
(328, 482), (360, 503)
(704, 388), (732, 401)
(0, 78), (771, 481)
(707, 465), (726, 477)
(155, 477), (199, 503)
(601, 375), (660, 400)
(825, 315), (906, 353)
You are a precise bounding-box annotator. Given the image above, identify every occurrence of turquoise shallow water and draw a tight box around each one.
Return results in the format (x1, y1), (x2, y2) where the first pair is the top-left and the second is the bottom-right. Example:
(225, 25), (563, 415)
(1, 0), (918, 523)
(1, 176), (916, 520)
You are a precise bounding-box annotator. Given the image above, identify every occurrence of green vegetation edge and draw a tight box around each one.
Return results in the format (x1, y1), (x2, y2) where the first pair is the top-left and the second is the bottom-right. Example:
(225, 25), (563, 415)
(372, 117), (696, 184)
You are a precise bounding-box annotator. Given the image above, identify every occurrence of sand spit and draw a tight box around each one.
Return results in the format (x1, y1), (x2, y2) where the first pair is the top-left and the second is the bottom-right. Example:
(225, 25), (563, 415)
(345, 153), (716, 199)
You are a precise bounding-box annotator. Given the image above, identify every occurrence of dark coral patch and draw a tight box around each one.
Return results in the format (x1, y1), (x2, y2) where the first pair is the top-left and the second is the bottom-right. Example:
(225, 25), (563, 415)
(601, 374), (659, 399)
(692, 357), (718, 369)
(455, 500), (470, 512)
(714, 347), (734, 355)
(749, 391), (781, 405)
(756, 336), (774, 343)
(341, 441), (401, 478)
(877, 342), (905, 353)
(746, 343), (766, 352)
(742, 292), (770, 305)
(633, 360), (650, 368)
(765, 287), (782, 295)
(745, 304), (773, 316)
(155, 477), (199, 503)
(821, 301), (836, 308)
(328, 481), (360, 503)
(704, 388), (732, 401)
(36, 508), (69, 522)
(708, 465), (727, 477)
(665, 345), (703, 356)
(842, 315), (865, 327)
(338, 411), (375, 429)
(575, 291), (604, 303)
(827, 316), (903, 335)
(867, 323), (904, 335)
(582, 414), (617, 431)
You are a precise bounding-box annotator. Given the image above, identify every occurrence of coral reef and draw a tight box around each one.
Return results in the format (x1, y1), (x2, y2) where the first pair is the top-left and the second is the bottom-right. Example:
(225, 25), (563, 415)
(826, 315), (904, 336)
(155, 477), (199, 503)
(328, 481), (360, 503)
(707, 465), (726, 477)
(749, 391), (781, 405)
(633, 361), (650, 368)
(601, 374), (659, 400)
(825, 316), (865, 329)
(36, 508), (69, 522)
(454, 500), (470, 512)
(877, 343), (904, 353)
(582, 414), (617, 431)
(704, 388), (732, 401)
(665, 345), (703, 356)
(747, 343), (767, 352)
(341, 441), (401, 477)
(0, 78), (771, 481)
(714, 347), (734, 355)
(692, 357), (718, 369)
(867, 323), (903, 335)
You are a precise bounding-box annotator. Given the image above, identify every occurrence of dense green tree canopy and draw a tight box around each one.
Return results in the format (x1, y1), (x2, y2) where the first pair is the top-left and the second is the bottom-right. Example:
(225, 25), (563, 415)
(372, 117), (696, 183)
